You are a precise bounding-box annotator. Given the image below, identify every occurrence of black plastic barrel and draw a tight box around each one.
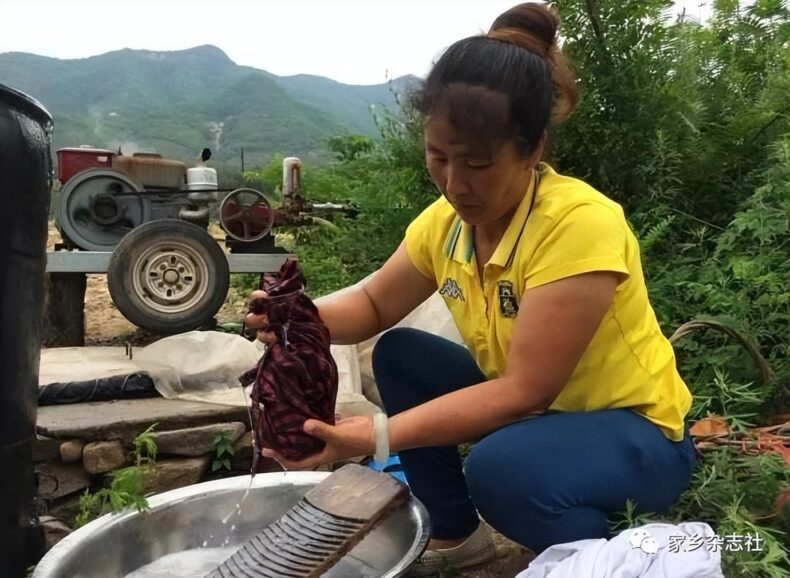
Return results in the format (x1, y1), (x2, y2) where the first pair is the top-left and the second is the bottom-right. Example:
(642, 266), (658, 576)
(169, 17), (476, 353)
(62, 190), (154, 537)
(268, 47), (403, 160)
(0, 83), (53, 577)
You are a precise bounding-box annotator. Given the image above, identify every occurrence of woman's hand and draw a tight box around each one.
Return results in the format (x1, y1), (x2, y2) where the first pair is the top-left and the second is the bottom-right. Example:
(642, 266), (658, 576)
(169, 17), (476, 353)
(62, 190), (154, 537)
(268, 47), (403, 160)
(261, 416), (376, 470)
(244, 289), (277, 344)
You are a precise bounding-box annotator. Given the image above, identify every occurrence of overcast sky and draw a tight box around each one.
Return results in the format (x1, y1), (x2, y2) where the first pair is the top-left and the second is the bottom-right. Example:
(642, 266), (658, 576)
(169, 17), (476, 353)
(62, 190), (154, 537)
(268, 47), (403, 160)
(0, 0), (710, 86)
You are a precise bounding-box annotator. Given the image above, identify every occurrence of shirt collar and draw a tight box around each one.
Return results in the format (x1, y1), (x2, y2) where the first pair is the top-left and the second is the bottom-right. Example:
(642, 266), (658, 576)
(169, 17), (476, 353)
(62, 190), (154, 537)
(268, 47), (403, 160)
(489, 166), (541, 268)
(442, 164), (543, 268)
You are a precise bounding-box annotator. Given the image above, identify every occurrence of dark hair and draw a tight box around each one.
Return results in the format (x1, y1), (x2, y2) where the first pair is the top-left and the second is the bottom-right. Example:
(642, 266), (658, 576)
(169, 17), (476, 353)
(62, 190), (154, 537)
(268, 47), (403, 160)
(412, 2), (578, 157)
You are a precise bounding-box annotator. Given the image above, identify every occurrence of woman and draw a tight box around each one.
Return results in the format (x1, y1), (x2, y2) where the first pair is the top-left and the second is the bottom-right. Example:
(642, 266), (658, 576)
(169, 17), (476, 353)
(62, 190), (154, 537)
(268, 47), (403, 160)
(247, 2), (696, 574)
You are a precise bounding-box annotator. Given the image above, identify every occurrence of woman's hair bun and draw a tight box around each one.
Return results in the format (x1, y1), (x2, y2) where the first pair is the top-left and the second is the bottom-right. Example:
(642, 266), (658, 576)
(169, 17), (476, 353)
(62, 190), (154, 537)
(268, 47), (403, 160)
(488, 2), (579, 123)
(489, 2), (559, 57)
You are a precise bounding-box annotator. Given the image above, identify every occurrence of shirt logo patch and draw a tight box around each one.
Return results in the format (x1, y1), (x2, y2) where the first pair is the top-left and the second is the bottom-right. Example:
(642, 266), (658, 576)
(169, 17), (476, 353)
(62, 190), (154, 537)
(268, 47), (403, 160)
(439, 278), (465, 302)
(498, 281), (519, 318)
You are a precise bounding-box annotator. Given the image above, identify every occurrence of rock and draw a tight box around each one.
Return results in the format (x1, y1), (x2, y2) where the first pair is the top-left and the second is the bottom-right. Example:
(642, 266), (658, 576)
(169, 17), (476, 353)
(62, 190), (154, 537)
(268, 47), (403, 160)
(37, 398), (250, 443)
(59, 440), (85, 463)
(36, 462), (91, 500)
(83, 440), (127, 474)
(230, 431), (282, 473)
(151, 422), (246, 457)
(39, 515), (72, 551)
(231, 431), (253, 463)
(47, 494), (83, 525)
(230, 431), (253, 471)
(142, 457), (210, 495)
(34, 435), (62, 462)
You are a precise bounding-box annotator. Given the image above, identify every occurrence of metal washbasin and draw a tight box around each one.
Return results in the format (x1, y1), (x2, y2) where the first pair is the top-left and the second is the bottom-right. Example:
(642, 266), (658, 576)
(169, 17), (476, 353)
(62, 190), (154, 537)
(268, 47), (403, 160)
(33, 471), (430, 578)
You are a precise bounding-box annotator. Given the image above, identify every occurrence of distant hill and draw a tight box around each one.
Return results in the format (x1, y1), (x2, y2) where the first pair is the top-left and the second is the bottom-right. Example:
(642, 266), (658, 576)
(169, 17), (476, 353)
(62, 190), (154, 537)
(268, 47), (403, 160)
(0, 45), (420, 170)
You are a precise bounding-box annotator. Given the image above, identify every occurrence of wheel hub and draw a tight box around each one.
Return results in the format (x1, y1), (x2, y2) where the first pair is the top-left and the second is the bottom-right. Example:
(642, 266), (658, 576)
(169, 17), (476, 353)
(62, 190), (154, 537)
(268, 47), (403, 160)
(133, 243), (208, 313)
(163, 269), (180, 284)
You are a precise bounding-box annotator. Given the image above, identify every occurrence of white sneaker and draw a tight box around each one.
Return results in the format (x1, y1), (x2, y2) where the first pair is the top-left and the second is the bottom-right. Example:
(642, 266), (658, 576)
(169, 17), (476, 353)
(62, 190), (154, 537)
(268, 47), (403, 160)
(408, 523), (497, 576)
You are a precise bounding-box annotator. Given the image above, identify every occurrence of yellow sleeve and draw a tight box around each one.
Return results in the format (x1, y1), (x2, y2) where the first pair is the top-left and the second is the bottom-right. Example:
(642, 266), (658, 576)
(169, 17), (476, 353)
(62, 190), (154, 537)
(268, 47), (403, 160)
(526, 202), (630, 288)
(404, 199), (443, 280)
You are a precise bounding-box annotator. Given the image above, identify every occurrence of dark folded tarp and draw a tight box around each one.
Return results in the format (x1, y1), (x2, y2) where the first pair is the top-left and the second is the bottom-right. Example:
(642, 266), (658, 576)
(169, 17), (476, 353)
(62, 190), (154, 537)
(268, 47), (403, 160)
(38, 373), (159, 406)
(241, 259), (339, 462)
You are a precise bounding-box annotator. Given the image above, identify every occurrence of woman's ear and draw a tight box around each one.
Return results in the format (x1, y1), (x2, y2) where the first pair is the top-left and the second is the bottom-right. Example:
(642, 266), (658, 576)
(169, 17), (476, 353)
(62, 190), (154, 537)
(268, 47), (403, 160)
(526, 133), (548, 167)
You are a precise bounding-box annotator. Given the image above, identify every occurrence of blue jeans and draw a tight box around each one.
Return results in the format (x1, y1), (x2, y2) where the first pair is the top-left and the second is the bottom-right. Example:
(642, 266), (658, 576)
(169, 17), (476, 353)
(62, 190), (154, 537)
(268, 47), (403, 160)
(373, 328), (696, 553)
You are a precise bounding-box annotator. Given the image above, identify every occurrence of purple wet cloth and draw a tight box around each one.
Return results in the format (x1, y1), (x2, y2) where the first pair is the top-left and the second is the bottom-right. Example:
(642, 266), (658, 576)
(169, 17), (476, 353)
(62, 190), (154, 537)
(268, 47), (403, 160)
(240, 259), (338, 462)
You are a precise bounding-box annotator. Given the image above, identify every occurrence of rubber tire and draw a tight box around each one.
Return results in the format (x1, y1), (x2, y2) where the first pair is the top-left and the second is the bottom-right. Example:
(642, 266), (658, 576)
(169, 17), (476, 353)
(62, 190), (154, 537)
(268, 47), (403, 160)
(1, 83), (53, 573)
(107, 219), (230, 334)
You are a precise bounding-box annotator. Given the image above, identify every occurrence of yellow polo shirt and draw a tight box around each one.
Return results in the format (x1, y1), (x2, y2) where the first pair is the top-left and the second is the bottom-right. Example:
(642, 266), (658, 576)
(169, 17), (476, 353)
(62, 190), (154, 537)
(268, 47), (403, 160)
(404, 163), (692, 441)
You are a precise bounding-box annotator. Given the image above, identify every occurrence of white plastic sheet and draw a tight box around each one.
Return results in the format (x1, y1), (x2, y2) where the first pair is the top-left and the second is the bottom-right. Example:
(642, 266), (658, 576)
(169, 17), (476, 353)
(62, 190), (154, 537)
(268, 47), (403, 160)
(39, 330), (382, 417)
(315, 272), (461, 409)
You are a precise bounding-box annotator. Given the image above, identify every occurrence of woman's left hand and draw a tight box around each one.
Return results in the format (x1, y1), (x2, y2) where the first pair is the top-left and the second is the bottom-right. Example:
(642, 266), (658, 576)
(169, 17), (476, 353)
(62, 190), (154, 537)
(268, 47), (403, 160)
(261, 416), (377, 470)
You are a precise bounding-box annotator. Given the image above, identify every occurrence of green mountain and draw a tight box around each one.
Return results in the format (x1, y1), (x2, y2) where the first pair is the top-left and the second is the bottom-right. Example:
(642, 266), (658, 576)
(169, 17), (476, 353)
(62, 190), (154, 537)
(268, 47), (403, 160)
(0, 45), (418, 171)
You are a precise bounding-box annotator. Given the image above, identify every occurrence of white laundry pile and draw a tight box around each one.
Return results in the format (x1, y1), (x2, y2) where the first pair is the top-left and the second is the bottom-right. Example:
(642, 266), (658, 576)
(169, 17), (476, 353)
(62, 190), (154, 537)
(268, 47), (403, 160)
(517, 522), (725, 578)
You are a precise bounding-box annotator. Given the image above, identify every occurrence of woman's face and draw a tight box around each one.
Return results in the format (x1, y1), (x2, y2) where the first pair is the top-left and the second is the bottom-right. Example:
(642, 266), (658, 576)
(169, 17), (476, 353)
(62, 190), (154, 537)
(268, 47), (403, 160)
(424, 114), (535, 227)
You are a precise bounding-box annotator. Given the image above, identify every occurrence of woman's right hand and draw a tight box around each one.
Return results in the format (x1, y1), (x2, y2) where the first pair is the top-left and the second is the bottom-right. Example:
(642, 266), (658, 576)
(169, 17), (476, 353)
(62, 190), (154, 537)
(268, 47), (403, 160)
(261, 416), (376, 470)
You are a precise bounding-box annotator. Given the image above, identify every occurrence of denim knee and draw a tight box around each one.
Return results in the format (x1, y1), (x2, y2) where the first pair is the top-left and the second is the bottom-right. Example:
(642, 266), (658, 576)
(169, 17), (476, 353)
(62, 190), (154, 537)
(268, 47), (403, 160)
(371, 328), (418, 415)
(371, 327), (427, 374)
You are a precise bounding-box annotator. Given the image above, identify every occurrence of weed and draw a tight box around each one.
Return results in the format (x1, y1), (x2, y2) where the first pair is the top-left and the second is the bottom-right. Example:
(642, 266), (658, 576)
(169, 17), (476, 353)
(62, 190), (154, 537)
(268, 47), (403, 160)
(75, 424), (159, 527)
(211, 430), (235, 472)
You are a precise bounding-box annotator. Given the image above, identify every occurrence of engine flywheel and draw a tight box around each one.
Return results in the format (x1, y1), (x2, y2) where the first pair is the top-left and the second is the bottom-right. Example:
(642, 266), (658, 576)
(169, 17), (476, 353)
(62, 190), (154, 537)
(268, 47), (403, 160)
(57, 168), (148, 251)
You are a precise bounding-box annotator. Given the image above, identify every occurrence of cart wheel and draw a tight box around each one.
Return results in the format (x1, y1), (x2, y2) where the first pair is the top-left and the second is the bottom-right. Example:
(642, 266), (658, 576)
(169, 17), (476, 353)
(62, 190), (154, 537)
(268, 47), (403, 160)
(107, 220), (229, 334)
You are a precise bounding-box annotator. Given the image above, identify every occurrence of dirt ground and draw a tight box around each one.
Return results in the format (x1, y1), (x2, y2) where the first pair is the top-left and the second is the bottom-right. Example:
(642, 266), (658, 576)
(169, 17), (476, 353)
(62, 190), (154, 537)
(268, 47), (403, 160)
(45, 223), (534, 577)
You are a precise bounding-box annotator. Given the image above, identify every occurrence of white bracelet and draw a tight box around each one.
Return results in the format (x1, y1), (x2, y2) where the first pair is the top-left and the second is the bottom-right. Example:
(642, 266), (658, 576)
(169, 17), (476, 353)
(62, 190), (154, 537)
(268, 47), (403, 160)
(372, 412), (389, 463)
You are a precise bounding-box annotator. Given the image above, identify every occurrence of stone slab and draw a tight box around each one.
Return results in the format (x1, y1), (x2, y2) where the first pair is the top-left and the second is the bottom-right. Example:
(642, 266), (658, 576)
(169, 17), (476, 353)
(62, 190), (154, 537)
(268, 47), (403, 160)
(151, 422), (246, 457)
(37, 398), (251, 443)
(142, 456), (210, 495)
(47, 494), (83, 525)
(36, 462), (91, 500)
(39, 515), (72, 552)
(34, 435), (62, 462)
